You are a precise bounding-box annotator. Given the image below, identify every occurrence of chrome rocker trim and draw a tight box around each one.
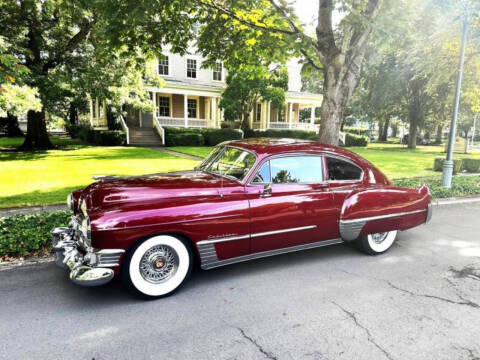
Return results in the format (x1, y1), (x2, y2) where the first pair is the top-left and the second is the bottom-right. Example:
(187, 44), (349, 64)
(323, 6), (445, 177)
(199, 238), (343, 270)
(339, 207), (429, 242)
(51, 227), (125, 287)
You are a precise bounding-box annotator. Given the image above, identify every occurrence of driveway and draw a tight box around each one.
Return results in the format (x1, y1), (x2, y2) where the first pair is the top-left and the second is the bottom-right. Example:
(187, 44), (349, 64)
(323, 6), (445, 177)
(1, 202), (479, 360)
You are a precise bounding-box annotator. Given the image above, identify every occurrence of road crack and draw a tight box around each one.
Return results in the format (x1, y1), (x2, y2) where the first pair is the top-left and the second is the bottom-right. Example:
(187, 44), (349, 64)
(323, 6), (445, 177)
(385, 280), (480, 309)
(449, 265), (480, 282)
(331, 301), (394, 360)
(236, 327), (277, 360)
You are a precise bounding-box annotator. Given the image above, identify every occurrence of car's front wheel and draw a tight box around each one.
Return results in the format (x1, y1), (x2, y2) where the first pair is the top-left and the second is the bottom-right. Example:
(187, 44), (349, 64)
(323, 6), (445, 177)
(121, 235), (193, 299)
(356, 230), (398, 255)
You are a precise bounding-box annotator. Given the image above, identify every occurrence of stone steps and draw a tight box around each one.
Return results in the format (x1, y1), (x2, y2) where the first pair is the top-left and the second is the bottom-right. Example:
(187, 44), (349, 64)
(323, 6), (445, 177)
(128, 127), (163, 147)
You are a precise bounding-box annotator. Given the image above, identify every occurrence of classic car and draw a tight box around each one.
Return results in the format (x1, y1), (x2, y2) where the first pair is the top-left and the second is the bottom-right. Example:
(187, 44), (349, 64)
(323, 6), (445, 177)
(52, 138), (432, 298)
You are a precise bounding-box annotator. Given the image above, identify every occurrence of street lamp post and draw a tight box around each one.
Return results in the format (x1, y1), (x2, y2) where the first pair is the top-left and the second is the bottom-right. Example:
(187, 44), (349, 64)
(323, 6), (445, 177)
(442, 9), (470, 188)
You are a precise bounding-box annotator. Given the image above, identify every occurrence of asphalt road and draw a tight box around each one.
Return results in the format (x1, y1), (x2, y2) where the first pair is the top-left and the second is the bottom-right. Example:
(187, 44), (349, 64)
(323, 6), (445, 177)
(1, 202), (480, 360)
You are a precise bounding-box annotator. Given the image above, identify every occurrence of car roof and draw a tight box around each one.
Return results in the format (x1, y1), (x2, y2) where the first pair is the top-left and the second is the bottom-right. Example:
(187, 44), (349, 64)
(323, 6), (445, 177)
(224, 137), (363, 162)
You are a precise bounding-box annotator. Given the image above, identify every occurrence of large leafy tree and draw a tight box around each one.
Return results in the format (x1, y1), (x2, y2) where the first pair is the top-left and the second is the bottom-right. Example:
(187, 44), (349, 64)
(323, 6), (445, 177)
(197, 0), (384, 145)
(0, 0), (199, 149)
(220, 65), (288, 131)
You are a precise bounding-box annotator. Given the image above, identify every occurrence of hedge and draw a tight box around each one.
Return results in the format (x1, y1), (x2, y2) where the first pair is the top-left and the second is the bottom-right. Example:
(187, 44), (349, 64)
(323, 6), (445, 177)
(244, 129), (318, 141)
(392, 175), (480, 199)
(433, 157), (480, 174)
(164, 127), (242, 146)
(0, 211), (71, 258)
(67, 124), (126, 146)
(344, 133), (369, 147)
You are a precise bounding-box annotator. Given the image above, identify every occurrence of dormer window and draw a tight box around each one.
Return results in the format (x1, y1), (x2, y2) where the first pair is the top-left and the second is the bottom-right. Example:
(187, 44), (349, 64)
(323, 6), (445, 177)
(213, 62), (223, 81)
(158, 55), (169, 76)
(186, 58), (197, 79)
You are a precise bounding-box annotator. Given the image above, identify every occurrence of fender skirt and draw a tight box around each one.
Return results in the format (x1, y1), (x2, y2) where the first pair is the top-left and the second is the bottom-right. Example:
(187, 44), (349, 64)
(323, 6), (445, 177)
(339, 185), (432, 242)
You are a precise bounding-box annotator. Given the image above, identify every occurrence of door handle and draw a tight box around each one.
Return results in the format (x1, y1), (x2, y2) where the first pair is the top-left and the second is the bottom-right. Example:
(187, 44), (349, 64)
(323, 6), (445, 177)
(260, 184), (272, 197)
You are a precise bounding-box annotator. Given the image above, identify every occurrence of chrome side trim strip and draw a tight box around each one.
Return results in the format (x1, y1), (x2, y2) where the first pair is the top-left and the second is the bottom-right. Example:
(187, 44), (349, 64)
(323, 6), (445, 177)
(197, 225), (317, 245)
(199, 238), (343, 270)
(340, 209), (427, 224)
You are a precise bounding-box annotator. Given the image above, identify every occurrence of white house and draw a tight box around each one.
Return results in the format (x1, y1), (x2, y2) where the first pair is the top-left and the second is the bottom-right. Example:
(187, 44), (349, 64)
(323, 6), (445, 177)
(89, 47), (323, 145)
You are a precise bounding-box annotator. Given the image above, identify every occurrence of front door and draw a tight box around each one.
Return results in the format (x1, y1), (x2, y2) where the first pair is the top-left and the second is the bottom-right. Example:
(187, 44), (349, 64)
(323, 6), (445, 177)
(246, 155), (337, 254)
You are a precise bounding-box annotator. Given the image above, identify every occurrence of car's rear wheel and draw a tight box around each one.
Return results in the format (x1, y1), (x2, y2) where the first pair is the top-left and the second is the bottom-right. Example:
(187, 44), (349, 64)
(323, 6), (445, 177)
(356, 230), (398, 255)
(121, 235), (193, 299)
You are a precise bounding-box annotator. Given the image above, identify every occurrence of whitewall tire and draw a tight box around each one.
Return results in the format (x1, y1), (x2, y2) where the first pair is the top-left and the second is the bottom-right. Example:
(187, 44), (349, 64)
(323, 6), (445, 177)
(356, 230), (398, 255)
(121, 235), (193, 299)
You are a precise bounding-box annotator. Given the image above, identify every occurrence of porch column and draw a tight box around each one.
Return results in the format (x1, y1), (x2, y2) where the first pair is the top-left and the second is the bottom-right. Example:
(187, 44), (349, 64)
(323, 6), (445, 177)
(288, 102), (293, 129)
(249, 107), (254, 129)
(266, 101), (271, 130)
(310, 106), (315, 130)
(152, 92), (157, 121)
(184, 94), (188, 128)
(95, 98), (99, 127)
(211, 97), (217, 128)
(139, 110), (142, 127)
(89, 96), (94, 127)
(102, 100), (107, 127)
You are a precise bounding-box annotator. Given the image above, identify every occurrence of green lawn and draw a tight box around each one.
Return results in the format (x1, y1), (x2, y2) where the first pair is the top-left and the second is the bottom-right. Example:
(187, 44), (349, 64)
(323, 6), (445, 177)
(168, 143), (480, 179)
(1, 138), (199, 208)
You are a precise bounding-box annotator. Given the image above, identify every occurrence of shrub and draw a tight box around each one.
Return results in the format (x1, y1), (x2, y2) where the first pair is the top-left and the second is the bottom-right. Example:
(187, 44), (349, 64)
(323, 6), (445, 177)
(67, 125), (126, 146)
(165, 132), (205, 146)
(0, 211), (71, 258)
(244, 129), (318, 141)
(392, 175), (480, 199)
(343, 126), (370, 136)
(203, 129), (243, 146)
(462, 158), (480, 173)
(433, 158), (463, 174)
(344, 133), (369, 147)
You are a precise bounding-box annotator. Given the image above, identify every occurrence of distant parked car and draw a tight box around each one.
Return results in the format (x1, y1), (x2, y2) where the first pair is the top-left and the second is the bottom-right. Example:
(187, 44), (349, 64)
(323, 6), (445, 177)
(52, 138), (432, 298)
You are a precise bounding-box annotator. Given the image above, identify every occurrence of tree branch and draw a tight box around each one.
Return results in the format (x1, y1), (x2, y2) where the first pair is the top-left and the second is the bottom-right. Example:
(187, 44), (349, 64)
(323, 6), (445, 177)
(316, 0), (339, 57)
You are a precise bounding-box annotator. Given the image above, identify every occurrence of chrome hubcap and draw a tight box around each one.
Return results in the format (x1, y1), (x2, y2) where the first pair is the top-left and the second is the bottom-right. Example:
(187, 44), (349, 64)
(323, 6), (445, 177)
(139, 245), (179, 284)
(371, 232), (388, 244)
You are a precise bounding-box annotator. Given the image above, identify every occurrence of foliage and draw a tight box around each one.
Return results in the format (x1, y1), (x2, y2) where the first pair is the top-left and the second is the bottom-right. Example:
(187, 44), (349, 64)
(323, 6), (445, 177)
(244, 129), (317, 141)
(462, 158), (480, 173)
(203, 128), (243, 146)
(433, 158), (463, 174)
(392, 175), (480, 199)
(345, 133), (369, 147)
(67, 124), (126, 146)
(0, 211), (71, 257)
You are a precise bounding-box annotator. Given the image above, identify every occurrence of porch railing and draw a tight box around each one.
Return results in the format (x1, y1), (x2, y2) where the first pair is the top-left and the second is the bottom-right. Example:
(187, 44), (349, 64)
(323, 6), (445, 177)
(157, 116), (213, 128)
(268, 122), (319, 132)
(117, 115), (130, 144)
(153, 116), (165, 145)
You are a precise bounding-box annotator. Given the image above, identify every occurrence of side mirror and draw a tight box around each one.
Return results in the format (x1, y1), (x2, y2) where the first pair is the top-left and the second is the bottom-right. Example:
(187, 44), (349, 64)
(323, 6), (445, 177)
(261, 183), (272, 197)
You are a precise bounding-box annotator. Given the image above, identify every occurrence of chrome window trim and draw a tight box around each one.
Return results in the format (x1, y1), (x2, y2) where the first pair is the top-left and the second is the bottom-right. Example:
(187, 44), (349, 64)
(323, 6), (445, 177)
(340, 208), (427, 224)
(247, 152), (327, 186)
(197, 225), (317, 245)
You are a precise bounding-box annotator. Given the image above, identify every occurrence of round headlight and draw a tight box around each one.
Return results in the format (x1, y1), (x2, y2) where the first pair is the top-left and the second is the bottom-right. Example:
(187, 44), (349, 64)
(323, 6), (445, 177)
(80, 199), (88, 217)
(67, 193), (73, 211)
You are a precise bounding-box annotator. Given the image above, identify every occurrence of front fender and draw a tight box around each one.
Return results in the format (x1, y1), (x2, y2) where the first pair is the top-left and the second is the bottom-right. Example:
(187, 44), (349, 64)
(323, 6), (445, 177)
(339, 185), (431, 241)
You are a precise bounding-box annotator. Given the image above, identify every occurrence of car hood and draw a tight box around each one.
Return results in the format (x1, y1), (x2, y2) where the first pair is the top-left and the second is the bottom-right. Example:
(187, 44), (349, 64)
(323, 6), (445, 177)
(81, 171), (239, 212)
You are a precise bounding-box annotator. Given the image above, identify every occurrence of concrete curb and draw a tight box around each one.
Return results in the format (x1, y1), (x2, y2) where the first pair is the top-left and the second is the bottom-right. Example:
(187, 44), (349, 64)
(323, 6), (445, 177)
(1, 195), (480, 270)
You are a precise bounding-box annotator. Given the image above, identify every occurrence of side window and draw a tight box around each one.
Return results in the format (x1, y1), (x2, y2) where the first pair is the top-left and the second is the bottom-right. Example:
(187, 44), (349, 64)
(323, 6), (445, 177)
(252, 161), (271, 183)
(270, 156), (323, 184)
(326, 157), (362, 181)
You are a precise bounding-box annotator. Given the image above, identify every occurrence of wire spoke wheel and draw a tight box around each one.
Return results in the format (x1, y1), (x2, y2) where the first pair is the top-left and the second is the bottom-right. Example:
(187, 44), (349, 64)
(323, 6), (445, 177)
(139, 245), (179, 284)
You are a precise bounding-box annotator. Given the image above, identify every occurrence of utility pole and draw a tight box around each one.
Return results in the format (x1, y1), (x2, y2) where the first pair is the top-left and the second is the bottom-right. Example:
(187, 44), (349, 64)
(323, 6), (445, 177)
(442, 8), (470, 188)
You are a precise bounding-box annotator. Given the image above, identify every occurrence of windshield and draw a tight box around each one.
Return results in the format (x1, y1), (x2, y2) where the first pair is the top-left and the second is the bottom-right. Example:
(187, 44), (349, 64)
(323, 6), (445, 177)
(198, 146), (257, 181)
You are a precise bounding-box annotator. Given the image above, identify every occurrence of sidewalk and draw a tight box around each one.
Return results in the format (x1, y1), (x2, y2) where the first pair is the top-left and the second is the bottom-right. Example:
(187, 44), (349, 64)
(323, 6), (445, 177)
(0, 203), (66, 218)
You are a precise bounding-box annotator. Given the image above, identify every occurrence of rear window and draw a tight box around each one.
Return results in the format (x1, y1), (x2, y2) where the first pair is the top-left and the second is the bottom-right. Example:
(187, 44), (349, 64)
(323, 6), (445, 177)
(326, 157), (362, 181)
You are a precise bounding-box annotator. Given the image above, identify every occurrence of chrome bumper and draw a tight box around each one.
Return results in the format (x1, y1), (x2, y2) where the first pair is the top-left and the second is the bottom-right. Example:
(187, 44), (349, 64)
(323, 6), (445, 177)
(51, 227), (125, 287)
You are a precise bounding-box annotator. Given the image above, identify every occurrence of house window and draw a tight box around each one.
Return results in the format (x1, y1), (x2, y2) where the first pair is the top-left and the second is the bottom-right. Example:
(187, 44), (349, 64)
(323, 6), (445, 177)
(187, 98), (197, 118)
(255, 103), (262, 122)
(158, 96), (170, 117)
(158, 55), (169, 76)
(213, 62), (223, 81)
(186, 59), (197, 79)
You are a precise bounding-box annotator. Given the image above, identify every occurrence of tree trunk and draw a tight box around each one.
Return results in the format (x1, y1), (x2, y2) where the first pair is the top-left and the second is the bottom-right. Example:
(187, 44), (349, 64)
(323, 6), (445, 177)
(391, 123), (398, 138)
(68, 103), (78, 125)
(407, 120), (419, 149)
(1, 112), (24, 137)
(380, 116), (390, 142)
(20, 109), (53, 150)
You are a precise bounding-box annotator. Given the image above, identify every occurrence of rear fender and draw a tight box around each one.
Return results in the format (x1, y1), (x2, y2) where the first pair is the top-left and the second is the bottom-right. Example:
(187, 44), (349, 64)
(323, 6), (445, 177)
(339, 185), (432, 241)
